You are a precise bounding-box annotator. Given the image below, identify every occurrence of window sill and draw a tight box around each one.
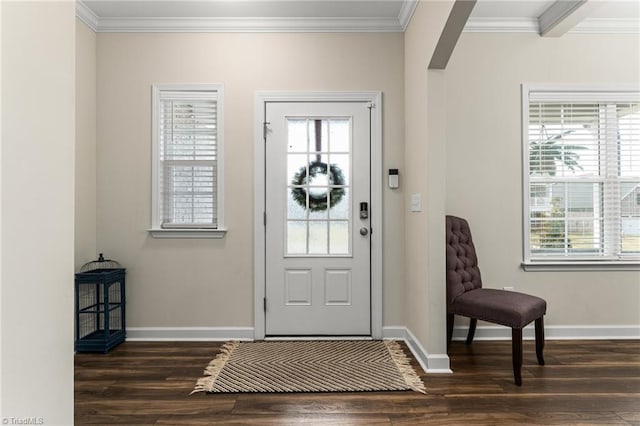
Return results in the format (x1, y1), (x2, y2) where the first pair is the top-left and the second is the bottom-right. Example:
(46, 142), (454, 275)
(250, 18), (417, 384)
(148, 228), (227, 239)
(522, 261), (640, 271)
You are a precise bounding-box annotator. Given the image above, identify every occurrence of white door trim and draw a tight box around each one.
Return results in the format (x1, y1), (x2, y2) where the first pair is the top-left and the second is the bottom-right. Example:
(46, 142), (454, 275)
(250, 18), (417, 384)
(254, 91), (383, 340)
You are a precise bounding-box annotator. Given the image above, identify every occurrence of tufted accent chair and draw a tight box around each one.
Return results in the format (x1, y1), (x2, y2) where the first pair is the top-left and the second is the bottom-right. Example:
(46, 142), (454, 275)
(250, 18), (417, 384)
(446, 215), (547, 386)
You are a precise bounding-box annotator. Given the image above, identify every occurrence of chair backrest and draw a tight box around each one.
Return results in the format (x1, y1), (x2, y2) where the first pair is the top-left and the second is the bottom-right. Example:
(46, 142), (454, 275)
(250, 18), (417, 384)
(446, 215), (483, 306)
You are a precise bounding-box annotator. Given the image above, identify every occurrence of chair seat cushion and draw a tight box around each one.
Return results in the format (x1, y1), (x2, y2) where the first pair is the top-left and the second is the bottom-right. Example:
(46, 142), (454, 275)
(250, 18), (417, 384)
(450, 288), (547, 329)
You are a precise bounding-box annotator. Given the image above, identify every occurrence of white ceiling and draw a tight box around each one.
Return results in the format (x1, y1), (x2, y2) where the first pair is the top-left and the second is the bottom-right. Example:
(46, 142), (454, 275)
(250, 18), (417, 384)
(77, 0), (640, 33)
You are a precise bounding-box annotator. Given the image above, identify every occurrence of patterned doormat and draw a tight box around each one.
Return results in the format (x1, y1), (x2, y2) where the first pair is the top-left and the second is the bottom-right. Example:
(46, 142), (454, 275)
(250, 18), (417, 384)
(191, 340), (426, 394)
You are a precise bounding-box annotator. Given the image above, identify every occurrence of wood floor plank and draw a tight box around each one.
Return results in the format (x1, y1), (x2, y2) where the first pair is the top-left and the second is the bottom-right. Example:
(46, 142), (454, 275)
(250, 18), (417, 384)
(231, 392), (442, 415)
(157, 413), (393, 425)
(389, 411), (631, 425)
(74, 339), (640, 425)
(75, 398), (236, 416)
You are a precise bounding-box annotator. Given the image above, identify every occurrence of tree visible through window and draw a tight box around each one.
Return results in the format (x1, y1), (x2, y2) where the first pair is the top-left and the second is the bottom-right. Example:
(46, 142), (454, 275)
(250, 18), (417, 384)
(524, 86), (640, 264)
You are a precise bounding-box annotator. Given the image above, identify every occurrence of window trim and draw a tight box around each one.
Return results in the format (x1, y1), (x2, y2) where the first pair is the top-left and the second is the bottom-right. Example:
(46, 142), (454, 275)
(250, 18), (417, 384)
(149, 83), (226, 239)
(521, 84), (640, 270)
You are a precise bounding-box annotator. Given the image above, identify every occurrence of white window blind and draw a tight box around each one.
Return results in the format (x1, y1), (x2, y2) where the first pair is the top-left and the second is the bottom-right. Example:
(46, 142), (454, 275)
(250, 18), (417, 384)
(151, 85), (224, 234)
(523, 87), (640, 265)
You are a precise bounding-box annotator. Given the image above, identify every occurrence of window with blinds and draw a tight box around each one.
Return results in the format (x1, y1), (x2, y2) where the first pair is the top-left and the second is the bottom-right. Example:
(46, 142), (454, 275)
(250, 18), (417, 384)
(523, 86), (640, 265)
(151, 85), (224, 234)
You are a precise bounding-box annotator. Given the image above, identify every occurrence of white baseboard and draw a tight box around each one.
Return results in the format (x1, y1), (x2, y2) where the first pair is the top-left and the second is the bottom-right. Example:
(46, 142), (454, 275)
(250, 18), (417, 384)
(382, 326), (452, 373)
(380, 326), (407, 340)
(452, 324), (640, 341)
(126, 326), (254, 341)
(124, 324), (639, 353)
(383, 324), (640, 374)
(124, 325), (452, 373)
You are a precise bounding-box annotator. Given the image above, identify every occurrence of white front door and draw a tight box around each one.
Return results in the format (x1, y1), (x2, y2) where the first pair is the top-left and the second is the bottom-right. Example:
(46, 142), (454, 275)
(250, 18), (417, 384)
(264, 101), (371, 335)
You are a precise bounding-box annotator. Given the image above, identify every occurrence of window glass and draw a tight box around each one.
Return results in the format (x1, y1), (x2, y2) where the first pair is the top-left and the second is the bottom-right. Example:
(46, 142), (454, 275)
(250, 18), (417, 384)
(524, 88), (639, 263)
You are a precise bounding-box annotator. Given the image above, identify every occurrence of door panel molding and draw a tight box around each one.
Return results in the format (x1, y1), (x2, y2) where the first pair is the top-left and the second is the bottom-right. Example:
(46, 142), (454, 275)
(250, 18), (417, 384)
(254, 91), (382, 340)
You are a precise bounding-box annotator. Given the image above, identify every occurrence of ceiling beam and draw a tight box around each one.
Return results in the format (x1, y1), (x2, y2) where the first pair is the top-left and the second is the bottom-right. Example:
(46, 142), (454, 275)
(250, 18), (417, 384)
(428, 0), (477, 70)
(538, 0), (605, 37)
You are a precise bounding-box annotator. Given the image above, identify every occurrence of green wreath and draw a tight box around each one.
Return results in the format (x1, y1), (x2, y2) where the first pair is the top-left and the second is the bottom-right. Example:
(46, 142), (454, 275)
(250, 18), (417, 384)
(291, 161), (346, 212)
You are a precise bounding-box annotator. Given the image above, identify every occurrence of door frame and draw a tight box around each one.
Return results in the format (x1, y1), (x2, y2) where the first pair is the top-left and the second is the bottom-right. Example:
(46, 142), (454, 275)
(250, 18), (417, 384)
(253, 91), (383, 340)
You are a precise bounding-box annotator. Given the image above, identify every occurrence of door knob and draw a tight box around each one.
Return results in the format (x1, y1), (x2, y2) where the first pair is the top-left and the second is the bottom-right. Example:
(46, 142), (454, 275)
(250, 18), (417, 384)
(359, 227), (369, 236)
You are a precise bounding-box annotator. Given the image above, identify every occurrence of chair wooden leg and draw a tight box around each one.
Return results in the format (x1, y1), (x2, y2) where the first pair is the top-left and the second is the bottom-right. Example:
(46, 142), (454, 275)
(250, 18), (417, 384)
(466, 318), (477, 345)
(447, 313), (454, 352)
(512, 328), (523, 386)
(535, 316), (545, 366)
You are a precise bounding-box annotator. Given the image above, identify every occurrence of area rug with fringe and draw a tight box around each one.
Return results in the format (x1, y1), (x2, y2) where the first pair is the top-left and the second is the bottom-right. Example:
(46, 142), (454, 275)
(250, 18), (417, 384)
(191, 340), (425, 394)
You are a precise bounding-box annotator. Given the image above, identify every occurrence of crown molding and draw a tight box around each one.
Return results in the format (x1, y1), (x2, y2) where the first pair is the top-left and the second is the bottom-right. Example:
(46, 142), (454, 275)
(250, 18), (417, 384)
(464, 17), (540, 33)
(465, 17), (640, 34)
(572, 18), (640, 34)
(75, 0), (417, 33)
(76, 0), (638, 34)
(92, 16), (404, 33)
(398, 0), (419, 32)
(76, 0), (99, 32)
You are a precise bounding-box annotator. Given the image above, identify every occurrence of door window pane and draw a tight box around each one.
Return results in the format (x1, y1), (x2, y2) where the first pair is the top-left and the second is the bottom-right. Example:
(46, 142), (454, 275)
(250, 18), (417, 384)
(287, 119), (308, 152)
(287, 221), (307, 254)
(288, 189), (306, 219)
(330, 221), (349, 254)
(329, 119), (350, 152)
(330, 188), (349, 219)
(308, 221), (328, 254)
(286, 118), (352, 255)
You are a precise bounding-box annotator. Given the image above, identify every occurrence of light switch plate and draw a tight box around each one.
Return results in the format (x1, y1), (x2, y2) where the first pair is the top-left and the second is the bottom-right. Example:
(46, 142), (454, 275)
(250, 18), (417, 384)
(411, 193), (421, 212)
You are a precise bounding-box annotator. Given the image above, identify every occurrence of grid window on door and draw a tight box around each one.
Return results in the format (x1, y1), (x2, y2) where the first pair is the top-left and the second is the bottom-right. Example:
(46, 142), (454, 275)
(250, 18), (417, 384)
(286, 118), (351, 255)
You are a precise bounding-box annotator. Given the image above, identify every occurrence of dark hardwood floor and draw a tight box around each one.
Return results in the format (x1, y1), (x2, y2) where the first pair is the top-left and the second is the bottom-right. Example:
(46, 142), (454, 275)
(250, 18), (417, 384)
(75, 339), (640, 425)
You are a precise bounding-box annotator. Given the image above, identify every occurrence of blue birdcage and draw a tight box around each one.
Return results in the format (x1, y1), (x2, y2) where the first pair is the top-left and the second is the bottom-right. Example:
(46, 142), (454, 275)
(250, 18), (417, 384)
(75, 254), (126, 353)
